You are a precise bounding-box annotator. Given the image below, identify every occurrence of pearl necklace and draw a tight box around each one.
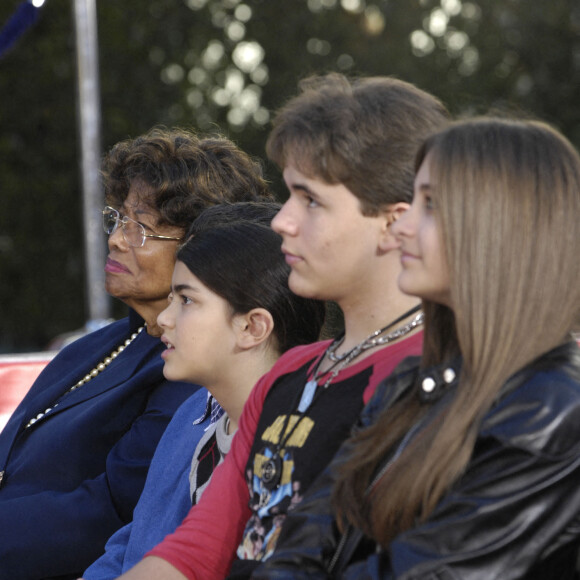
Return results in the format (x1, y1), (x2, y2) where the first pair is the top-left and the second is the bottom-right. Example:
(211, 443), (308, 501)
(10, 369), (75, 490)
(25, 325), (145, 429)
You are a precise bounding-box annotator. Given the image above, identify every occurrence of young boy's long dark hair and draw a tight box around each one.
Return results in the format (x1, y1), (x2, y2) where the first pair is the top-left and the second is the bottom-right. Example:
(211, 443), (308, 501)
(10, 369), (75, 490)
(178, 214), (326, 354)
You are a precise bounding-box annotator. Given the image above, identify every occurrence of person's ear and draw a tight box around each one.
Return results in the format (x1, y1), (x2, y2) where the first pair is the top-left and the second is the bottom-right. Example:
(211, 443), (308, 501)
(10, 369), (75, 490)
(379, 202), (410, 252)
(234, 308), (275, 350)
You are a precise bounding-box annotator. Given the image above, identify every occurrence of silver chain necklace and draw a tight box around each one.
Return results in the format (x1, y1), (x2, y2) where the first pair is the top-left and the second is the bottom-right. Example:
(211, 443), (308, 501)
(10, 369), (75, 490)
(299, 308), (423, 413)
(259, 307), (424, 492)
(327, 309), (424, 363)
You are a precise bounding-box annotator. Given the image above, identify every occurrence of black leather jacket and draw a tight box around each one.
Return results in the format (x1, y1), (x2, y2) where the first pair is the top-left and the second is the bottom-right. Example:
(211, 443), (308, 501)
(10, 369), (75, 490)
(253, 341), (580, 579)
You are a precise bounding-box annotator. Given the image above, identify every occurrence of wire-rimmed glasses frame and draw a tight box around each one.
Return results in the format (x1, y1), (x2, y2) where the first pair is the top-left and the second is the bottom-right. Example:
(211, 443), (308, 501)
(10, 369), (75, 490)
(102, 206), (182, 248)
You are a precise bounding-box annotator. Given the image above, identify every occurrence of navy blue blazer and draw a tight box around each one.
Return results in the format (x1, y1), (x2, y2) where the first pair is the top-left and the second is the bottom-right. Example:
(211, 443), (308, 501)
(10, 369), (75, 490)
(0, 310), (201, 580)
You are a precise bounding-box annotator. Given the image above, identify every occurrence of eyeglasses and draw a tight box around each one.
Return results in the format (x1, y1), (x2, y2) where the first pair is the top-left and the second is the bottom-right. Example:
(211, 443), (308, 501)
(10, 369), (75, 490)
(102, 206), (182, 248)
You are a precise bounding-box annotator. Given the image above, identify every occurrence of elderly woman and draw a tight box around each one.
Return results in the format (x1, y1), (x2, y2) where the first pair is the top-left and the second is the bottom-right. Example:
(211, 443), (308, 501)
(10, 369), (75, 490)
(0, 127), (272, 580)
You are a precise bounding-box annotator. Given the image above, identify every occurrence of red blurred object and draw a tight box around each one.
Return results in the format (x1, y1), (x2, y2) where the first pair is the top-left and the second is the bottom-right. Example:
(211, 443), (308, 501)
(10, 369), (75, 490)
(0, 353), (55, 432)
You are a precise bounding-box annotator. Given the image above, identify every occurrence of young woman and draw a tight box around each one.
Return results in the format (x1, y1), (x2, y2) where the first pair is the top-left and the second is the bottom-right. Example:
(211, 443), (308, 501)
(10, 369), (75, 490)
(255, 117), (580, 579)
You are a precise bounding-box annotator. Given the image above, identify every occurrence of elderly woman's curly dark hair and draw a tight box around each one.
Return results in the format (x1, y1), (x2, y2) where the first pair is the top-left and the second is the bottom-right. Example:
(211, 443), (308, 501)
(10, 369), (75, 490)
(101, 126), (273, 229)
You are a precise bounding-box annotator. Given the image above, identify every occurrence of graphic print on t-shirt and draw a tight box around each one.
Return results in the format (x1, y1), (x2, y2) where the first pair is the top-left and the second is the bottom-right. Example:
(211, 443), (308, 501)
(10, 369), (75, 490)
(237, 358), (373, 562)
(239, 414), (314, 560)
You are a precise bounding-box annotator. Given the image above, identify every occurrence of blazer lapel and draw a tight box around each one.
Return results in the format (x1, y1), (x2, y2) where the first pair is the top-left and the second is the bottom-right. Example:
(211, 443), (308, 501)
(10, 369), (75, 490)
(0, 317), (141, 444)
(50, 327), (159, 414)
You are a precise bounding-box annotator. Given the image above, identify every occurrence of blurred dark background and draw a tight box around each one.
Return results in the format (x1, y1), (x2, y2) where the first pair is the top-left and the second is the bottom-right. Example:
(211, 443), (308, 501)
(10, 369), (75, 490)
(1, 0), (579, 352)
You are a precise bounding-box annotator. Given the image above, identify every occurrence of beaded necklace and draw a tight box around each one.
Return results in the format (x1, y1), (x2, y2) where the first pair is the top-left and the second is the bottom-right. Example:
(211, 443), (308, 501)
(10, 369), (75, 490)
(25, 325), (145, 429)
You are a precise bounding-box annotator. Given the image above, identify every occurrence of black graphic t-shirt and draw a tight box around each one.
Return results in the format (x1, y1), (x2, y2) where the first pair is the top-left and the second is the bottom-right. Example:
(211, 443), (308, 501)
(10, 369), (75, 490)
(237, 357), (373, 562)
(150, 335), (422, 580)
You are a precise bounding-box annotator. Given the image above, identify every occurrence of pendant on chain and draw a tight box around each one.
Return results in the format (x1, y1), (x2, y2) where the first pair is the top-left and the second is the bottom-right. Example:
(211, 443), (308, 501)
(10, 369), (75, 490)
(261, 454), (283, 491)
(297, 379), (318, 413)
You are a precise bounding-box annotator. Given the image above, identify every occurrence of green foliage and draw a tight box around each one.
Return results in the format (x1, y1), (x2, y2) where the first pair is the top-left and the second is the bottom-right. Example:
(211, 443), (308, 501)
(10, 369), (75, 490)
(1, 0), (579, 351)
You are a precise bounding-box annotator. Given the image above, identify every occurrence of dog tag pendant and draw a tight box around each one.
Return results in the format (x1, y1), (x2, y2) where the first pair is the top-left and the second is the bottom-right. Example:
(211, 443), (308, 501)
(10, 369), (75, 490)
(298, 380), (317, 413)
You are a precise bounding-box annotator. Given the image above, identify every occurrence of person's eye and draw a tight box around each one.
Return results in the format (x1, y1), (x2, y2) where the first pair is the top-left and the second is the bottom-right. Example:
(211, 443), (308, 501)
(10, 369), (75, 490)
(180, 294), (193, 306)
(139, 221), (156, 232)
(425, 196), (436, 211)
(305, 194), (319, 208)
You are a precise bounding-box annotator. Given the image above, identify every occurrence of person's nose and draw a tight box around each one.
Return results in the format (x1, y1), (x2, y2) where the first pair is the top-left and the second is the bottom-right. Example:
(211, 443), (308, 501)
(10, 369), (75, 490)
(391, 205), (415, 241)
(107, 223), (129, 251)
(157, 300), (174, 330)
(271, 199), (298, 237)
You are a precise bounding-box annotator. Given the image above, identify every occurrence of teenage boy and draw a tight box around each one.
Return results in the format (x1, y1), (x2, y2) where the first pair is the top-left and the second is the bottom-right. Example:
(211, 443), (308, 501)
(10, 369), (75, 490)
(118, 73), (449, 580)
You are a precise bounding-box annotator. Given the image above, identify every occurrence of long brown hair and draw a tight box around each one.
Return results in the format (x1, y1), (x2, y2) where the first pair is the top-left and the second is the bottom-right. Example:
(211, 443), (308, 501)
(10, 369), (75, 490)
(333, 118), (580, 545)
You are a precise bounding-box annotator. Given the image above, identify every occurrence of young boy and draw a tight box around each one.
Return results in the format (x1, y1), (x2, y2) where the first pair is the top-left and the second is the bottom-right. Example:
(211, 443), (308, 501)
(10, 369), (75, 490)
(118, 73), (449, 580)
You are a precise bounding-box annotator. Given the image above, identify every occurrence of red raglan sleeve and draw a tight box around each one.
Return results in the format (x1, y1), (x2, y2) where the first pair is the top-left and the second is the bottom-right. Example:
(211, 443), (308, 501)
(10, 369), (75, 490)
(146, 376), (267, 579)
